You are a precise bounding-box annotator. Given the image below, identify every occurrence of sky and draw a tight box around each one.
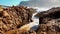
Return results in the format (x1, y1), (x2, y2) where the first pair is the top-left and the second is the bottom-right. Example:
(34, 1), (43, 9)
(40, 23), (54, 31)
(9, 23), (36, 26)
(0, 0), (60, 11)
(0, 0), (28, 6)
(20, 0), (60, 8)
(0, 0), (60, 7)
(19, 0), (60, 11)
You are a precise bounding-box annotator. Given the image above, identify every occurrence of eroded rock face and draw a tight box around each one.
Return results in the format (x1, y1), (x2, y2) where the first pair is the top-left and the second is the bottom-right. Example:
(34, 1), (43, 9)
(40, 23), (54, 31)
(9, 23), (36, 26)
(35, 7), (60, 24)
(0, 6), (36, 34)
(36, 7), (60, 34)
(5, 29), (36, 34)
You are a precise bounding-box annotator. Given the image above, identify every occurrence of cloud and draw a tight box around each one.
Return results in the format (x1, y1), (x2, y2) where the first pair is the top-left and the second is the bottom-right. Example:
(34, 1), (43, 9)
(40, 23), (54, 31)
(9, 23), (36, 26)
(19, 0), (60, 8)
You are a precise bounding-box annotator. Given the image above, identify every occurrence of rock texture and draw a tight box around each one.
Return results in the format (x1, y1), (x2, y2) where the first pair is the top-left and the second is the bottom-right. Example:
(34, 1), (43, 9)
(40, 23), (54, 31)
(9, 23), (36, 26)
(5, 29), (36, 34)
(36, 7), (60, 34)
(1, 6), (60, 34)
(0, 6), (36, 34)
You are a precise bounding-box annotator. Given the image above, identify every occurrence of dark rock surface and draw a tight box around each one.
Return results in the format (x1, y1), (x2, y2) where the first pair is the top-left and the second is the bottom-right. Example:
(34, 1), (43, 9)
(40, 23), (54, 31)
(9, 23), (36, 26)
(36, 7), (60, 34)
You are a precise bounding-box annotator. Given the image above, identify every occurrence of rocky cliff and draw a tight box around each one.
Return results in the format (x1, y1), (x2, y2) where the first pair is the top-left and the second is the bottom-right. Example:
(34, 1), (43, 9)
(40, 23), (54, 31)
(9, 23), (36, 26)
(36, 7), (60, 34)
(0, 6), (36, 34)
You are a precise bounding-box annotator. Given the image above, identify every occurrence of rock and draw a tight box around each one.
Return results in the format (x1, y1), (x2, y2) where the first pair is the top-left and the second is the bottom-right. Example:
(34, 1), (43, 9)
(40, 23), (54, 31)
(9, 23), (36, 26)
(17, 29), (36, 34)
(0, 6), (36, 34)
(36, 7), (60, 24)
(36, 7), (60, 34)
(5, 29), (36, 34)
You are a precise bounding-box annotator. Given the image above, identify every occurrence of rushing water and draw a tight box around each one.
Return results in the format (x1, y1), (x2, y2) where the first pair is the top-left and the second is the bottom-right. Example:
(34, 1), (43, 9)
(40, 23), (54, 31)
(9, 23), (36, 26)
(19, 12), (39, 31)
(29, 12), (39, 30)
(19, 8), (49, 31)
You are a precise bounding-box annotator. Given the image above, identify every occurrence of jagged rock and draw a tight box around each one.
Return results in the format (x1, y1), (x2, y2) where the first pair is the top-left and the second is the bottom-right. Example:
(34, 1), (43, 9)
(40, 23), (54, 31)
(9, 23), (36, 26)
(0, 6), (36, 34)
(5, 29), (36, 34)
(37, 24), (60, 34)
(36, 7), (60, 34)
(35, 7), (60, 18)
(35, 7), (60, 24)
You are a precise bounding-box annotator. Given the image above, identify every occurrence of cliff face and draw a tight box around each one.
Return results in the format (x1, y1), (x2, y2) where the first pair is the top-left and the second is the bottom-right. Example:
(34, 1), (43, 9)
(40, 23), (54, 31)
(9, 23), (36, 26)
(1, 6), (60, 34)
(36, 7), (60, 34)
(0, 6), (36, 34)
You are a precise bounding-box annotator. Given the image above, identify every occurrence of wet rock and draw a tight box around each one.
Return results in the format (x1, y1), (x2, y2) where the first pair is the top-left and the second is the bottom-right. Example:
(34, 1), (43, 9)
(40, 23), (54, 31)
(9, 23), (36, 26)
(36, 7), (60, 34)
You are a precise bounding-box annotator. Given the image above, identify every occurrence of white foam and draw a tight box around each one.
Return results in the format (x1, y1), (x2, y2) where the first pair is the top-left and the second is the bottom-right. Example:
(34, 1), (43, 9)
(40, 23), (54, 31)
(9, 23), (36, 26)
(27, 12), (39, 30)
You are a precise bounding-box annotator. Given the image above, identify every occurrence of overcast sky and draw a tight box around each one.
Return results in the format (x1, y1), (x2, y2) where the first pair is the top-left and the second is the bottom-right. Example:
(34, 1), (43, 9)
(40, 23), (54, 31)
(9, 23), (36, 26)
(20, 0), (60, 8)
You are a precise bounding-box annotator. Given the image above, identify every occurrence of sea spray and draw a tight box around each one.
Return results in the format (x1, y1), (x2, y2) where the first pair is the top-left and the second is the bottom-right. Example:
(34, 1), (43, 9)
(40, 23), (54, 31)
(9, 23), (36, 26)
(19, 12), (39, 31)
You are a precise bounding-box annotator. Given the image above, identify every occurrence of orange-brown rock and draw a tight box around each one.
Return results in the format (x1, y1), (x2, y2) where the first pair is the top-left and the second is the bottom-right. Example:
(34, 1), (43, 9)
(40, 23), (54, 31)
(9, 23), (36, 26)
(0, 6), (36, 34)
